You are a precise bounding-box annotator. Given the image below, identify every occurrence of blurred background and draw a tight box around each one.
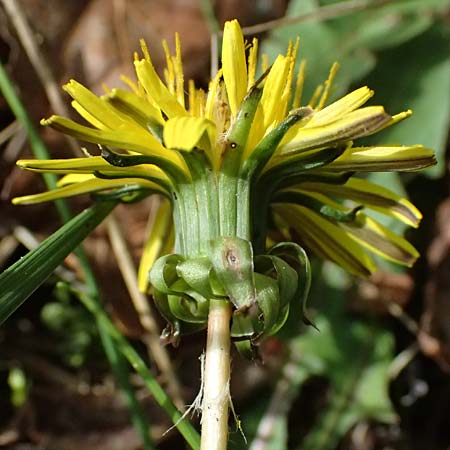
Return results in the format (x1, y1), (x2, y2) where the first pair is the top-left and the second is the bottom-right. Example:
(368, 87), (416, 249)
(0, 0), (449, 449)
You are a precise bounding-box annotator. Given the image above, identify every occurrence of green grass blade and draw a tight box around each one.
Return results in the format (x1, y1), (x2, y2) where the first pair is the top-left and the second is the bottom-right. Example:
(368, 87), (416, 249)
(99, 323), (156, 449)
(0, 61), (157, 448)
(1, 58), (157, 448)
(79, 292), (201, 450)
(0, 200), (117, 324)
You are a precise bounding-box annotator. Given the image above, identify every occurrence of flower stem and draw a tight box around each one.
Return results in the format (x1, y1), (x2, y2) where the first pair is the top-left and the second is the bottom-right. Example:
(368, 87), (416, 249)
(200, 299), (232, 450)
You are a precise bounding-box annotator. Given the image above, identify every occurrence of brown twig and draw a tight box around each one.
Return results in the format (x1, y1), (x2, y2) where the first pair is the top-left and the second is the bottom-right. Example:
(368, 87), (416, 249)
(240, 0), (394, 35)
(3, 124), (26, 161)
(0, 235), (18, 268)
(0, 119), (20, 146)
(0, 0), (80, 155)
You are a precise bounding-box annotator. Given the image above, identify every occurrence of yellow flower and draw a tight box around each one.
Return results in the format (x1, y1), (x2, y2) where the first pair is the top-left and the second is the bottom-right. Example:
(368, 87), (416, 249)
(13, 20), (435, 345)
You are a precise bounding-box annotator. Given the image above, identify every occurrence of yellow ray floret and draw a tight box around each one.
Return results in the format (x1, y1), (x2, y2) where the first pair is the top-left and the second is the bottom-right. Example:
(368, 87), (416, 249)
(163, 116), (217, 167)
(306, 86), (374, 127)
(222, 19), (247, 117)
(295, 177), (422, 228)
(13, 177), (161, 204)
(134, 58), (187, 119)
(138, 198), (174, 292)
(276, 106), (390, 157)
(273, 203), (377, 277)
(329, 145), (436, 171)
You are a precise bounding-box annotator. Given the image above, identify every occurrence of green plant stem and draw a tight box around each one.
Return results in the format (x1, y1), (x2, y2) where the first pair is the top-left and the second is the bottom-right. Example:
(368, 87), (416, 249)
(79, 292), (201, 450)
(100, 323), (155, 450)
(0, 61), (155, 449)
(200, 299), (232, 450)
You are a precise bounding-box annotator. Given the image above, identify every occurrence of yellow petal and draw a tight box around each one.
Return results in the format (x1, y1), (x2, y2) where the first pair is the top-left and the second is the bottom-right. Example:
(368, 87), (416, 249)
(16, 157), (171, 189)
(222, 19), (247, 117)
(41, 116), (159, 154)
(204, 69), (223, 121)
(247, 38), (258, 90)
(134, 59), (187, 119)
(64, 80), (125, 129)
(138, 198), (174, 292)
(278, 189), (419, 266)
(327, 145), (436, 171)
(375, 109), (412, 133)
(20, 157), (122, 176)
(106, 88), (164, 126)
(41, 115), (189, 175)
(58, 173), (94, 186)
(17, 156), (111, 173)
(342, 214), (420, 266)
(71, 101), (109, 130)
(277, 106), (390, 157)
(306, 86), (374, 128)
(163, 116), (215, 152)
(259, 55), (291, 130)
(13, 178), (158, 204)
(273, 203), (376, 277)
(296, 177), (422, 228)
(246, 55), (291, 156)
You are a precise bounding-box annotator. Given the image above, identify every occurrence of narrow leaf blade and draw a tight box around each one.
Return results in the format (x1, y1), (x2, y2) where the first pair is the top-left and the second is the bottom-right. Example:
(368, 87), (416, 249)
(0, 200), (117, 324)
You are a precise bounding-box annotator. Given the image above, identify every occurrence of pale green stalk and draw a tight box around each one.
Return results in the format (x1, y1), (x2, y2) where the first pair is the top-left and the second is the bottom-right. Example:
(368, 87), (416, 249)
(200, 300), (232, 450)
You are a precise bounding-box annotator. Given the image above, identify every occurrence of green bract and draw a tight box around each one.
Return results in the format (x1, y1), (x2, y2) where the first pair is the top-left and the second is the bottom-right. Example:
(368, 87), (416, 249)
(13, 20), (435, 355)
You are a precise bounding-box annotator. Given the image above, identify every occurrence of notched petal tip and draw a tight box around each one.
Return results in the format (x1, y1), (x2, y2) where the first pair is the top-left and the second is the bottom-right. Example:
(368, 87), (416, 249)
(62, 78), (77, 91)
(16, 159), (30, 168)
(40, 116), (54, 126)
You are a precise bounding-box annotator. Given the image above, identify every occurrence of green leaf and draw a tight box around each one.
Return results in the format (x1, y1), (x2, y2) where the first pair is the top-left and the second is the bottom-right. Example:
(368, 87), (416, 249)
(210, 237), (256, 310)
(293, 295), (397, 450)
(339, 0), (444, 51)
(0, 200), (117, 324)
(268, 242), (313, 329)
(364, 24), (450, 178)
(262, 0), (448, 102)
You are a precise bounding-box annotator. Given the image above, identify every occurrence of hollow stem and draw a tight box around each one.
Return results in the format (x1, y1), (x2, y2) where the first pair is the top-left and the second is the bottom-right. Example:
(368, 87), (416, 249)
(200, 299), (232, 450)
